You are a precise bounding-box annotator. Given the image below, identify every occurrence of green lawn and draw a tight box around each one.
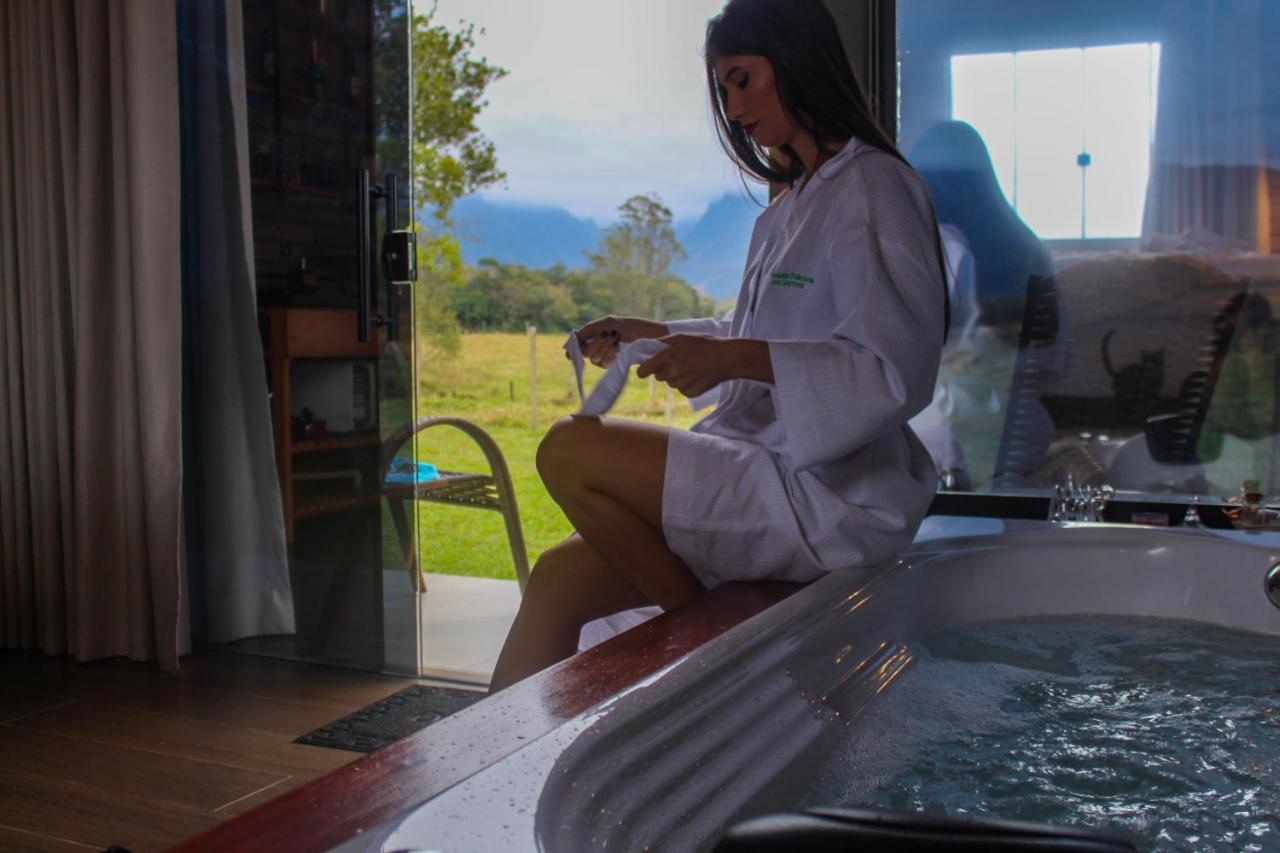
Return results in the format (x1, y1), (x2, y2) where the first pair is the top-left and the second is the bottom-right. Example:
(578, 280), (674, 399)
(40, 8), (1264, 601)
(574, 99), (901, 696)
(391, 332), (702, 580)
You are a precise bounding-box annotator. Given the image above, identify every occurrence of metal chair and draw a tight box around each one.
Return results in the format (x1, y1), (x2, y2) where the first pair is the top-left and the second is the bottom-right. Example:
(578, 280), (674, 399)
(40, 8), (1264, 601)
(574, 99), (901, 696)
(381, 417), (530, 593)
(993, 274), (1063, 486)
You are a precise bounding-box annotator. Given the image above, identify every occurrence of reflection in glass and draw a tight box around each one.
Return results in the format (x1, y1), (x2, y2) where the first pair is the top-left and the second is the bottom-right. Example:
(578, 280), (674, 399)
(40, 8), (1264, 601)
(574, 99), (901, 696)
(1082, 43), (1161, 238)
(1013, 47), (1085, 240)
(950, 52), (1015, 204)
(951, 43), (1161, 240)
(902, 0), (1280, 505)
(907, 120), (1058, 489)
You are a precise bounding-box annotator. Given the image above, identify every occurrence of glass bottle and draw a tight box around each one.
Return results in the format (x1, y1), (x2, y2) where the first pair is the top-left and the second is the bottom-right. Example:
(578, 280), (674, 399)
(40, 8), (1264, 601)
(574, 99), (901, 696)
(252, 133), (275, 182)
(289, 256), (319, 293)
(344, 45), (363, 107)
(1240, 479), (1264, 527)
(307, 37), (327, 102)
(259, 25), (276, 83)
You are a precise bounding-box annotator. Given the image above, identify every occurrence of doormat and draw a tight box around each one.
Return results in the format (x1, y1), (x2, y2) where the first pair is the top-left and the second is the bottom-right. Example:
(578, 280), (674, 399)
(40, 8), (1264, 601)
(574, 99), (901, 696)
(295, 684), (486, 753)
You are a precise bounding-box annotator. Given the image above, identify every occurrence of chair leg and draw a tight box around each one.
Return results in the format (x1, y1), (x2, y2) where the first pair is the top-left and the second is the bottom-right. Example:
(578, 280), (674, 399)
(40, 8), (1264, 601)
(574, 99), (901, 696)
(487, 463), (530, 593)
(386, 496), (427, 593)
(497, 493), (531, 593)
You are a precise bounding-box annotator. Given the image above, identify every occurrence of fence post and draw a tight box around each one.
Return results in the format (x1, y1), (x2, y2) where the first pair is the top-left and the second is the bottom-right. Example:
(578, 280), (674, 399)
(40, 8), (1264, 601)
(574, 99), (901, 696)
(528, 325), (538, 430)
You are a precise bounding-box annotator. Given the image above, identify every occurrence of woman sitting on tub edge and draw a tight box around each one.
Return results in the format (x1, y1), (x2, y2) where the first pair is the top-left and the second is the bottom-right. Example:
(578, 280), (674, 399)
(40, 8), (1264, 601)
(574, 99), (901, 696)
(490, 0), (949, 691)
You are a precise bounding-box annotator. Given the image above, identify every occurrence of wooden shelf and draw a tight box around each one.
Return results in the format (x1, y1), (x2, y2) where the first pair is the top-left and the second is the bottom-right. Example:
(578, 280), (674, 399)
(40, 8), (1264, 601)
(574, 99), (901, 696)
(262, 308), (383, 543)
(284, 183), (349, 199)
(244, 0), (351, 32)
(264, 307), (379, 358)
(278, 0), (351, 32)
(248, 0), (377, 550)
(245, 82), (366, 119)
(293, 430), (380, 453)
(250, 179), (350, 200)
(292, 491), (381, 520)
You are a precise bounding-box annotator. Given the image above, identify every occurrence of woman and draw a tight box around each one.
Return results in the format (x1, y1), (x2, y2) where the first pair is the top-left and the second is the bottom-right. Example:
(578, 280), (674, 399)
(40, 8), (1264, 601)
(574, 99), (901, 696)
(490, 0), (948, 691)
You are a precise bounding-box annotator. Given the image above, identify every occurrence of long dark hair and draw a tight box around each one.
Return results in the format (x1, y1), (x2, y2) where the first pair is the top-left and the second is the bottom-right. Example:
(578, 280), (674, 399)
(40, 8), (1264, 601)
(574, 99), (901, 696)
(704, 0), (903, 184)
(704, 0), (950, 340)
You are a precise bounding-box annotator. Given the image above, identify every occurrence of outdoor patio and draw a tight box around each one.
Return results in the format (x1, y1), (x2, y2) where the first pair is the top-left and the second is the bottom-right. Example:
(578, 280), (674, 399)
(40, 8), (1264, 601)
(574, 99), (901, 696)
(384, 572), (522, 685)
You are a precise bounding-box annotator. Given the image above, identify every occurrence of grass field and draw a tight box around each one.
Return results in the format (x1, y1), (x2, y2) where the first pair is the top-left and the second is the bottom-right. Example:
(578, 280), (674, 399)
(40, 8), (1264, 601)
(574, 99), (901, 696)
(393, 332), (703, 581)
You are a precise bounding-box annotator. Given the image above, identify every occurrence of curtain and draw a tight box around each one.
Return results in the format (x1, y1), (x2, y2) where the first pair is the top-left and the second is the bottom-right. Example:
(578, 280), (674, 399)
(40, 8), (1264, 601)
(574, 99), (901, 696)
(0, 1), (184, 669)
(1143, 0), (1279, 252)
(179, 0), (294, 644)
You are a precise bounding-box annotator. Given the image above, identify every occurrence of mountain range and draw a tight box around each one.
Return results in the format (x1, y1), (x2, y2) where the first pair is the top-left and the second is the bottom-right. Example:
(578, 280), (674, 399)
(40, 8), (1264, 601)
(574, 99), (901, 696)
(445, 192), (762, 299)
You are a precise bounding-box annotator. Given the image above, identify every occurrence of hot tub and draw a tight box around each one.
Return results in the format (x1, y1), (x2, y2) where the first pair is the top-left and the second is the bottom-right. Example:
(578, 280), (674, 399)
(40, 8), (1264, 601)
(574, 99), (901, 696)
(342, 518), (1280, 852)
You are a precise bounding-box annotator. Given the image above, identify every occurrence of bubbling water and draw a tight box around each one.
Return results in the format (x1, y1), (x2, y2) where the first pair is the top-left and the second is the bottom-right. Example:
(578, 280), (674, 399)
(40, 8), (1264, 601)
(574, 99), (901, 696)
(799, 616), (1280, 852)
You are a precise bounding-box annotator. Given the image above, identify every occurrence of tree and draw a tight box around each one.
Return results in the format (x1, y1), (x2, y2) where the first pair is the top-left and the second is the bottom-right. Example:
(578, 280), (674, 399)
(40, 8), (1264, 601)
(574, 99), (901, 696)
(454, 260), (577, 332)
(407, 3), (507, 357)
(587, 194), (688, 320)
(452, 258), (716, 333)
(410, 3), (507, 222)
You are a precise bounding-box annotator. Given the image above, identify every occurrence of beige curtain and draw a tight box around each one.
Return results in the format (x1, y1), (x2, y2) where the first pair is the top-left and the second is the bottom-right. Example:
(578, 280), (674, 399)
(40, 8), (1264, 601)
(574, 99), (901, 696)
(0, 1), (184, 670)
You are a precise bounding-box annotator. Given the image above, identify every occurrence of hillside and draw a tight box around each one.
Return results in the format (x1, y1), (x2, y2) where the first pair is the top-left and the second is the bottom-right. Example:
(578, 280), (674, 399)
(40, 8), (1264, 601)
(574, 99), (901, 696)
(448, 196), (602, 271)
(443, 192), (760, 298)
(676, 192), (759, 299)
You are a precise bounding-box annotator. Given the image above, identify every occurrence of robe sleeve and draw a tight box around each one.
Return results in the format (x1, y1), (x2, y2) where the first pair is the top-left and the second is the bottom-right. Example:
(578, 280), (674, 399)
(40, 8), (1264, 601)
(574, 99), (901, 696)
(665, 309), (734, 338)
(768, 226), (945, 471)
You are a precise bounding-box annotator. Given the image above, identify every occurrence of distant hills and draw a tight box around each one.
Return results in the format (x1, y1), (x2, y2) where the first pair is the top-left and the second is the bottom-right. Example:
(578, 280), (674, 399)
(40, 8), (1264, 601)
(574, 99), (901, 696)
(445, 192), (761, 299)
(676, 193), (759, 300)
(447, 197), (602, 273)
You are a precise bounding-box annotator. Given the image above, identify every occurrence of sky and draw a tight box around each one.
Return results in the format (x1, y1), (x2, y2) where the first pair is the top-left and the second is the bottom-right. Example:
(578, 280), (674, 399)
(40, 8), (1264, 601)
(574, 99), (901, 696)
(426, 0), (743, 223)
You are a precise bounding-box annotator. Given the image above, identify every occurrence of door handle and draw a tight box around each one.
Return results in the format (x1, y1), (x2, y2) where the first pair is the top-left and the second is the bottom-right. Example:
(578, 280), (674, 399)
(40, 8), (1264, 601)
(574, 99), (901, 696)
(357, 168), (373, 342)
(378, 173), (418, 342)
(357, 169), (416, 343)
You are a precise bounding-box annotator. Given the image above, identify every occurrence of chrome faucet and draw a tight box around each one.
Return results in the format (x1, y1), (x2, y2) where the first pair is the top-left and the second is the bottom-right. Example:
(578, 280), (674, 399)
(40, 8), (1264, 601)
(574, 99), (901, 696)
(1050, 474), (1114, 522)
(1182, 496), (1204, 528)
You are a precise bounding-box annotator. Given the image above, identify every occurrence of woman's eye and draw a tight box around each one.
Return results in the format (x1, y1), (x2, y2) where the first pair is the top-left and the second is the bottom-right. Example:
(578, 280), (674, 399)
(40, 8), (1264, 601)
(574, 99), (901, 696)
(737, 74), (749, 90)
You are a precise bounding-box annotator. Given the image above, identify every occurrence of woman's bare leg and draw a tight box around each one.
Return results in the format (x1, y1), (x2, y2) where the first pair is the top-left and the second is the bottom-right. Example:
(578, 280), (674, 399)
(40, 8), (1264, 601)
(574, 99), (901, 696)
(490, 533), (650, 692)
(489, 416), (705, 691)
(537, 416), (704, 608)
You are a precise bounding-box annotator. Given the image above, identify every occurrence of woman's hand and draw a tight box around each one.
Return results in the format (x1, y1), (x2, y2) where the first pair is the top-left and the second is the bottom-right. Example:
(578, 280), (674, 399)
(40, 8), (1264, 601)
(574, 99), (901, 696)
(573, 315), (668, 368)
(637, 335), (774, 398)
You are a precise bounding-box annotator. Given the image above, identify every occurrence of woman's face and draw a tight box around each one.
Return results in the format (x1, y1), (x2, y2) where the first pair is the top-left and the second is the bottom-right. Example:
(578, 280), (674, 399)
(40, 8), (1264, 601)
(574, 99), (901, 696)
(713, 54), (798, 150)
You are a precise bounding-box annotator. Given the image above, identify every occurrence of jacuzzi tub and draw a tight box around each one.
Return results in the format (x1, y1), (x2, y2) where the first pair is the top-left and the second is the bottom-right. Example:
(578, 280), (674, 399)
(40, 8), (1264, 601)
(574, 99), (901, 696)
(341, 518), (1280, 852)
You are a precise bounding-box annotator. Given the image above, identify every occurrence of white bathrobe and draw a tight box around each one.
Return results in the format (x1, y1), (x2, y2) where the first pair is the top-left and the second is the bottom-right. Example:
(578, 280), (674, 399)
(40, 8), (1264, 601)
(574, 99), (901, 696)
(660, 137), (945, 588)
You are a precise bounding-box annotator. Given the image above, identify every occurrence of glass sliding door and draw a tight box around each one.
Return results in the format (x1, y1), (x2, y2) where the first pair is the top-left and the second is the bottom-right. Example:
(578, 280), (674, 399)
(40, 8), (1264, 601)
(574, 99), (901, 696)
(184, 0), (419, 673)
(368, 0), (421, 675)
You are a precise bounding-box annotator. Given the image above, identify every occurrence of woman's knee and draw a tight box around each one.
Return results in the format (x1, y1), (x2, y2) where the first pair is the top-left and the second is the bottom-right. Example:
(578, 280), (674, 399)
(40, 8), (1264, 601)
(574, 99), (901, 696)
(526, 538), (577, 590)
(524, 545), (596, 615)
(536, 416), (600, 489)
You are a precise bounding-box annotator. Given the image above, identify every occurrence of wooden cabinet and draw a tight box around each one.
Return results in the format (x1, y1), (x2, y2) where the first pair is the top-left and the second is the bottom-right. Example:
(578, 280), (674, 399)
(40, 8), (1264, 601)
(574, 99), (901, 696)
(261, 307), (380, 543)
(244, 0), (371, 308)
(246, 0), (379, 546)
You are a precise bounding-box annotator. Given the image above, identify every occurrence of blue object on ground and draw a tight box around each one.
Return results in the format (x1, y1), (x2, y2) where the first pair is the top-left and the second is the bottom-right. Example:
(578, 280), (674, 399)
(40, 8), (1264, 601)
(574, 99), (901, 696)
(385, 457), (440, 484)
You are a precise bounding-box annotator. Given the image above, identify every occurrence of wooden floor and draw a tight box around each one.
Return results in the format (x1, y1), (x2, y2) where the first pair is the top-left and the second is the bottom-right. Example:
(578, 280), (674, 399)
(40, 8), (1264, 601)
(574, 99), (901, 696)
(0, 648), (432, 852)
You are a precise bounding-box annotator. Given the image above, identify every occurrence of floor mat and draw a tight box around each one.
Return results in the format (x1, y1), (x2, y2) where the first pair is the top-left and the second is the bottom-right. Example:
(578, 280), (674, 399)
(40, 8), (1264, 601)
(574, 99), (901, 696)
(294, 684), (486, 753)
